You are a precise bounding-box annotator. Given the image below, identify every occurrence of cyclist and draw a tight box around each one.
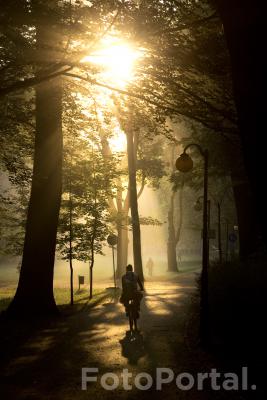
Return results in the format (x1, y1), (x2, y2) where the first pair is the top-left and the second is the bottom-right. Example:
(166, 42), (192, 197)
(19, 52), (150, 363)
(120, 264), (144, 318)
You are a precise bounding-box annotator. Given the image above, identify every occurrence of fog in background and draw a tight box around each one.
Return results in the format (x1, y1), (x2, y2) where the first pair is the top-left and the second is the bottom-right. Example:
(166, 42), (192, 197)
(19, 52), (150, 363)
(0, 185), (204, 288)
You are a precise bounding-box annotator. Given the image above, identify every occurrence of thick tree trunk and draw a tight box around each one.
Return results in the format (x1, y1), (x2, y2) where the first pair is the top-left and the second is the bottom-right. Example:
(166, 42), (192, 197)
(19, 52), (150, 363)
(121, 224), (129, 270)
(7, 78), (62, 316)
(116, 222), (124, 279)
(115, 182), (129, 279)
(215, 0), (267, 249)
(175, 180), (184, 263)
(167, 241), (178, 272)
(116, 215), (129, 279)
(126, 128), (144, 282)
(167, 146), (183, 273)
(100, 137), (130, 279)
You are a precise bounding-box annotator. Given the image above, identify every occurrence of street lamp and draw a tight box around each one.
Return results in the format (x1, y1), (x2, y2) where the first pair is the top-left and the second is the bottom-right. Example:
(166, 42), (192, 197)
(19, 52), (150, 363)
(176, 143), (209, 344)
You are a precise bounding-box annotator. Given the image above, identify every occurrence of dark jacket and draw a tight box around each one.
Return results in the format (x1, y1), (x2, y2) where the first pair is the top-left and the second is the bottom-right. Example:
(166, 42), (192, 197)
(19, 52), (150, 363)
(121, 271), (144, 294)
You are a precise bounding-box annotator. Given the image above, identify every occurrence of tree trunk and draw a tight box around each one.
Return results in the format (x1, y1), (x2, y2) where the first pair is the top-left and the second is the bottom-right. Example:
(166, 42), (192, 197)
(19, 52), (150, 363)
(69, 189), (74, 306)
(167, 191), (179, 272)
(215, 0), (267, 250)
(89, 265), (93, 299)
(89, 220), (96, 299)
(7, 77), (62, 316)
(167, 146), (183, 273)
(116, 215), (129, 279)
(167, 241), (178, 272)
(116, 222), (123, 279)
(100, 137), (130, 279)
(89, 226), (95, 300)
(70, 259), (74, 305)
(115, 182), (129, 279)
(126, 127), (144, 282)
(121, 223), (129, 270)
(175, 179), (185, 264)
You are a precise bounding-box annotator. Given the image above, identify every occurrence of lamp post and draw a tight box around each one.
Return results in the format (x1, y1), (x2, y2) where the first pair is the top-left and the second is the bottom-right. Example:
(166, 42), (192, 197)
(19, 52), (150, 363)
(176, 143), (209, 344)
(194, 196), (211, 263)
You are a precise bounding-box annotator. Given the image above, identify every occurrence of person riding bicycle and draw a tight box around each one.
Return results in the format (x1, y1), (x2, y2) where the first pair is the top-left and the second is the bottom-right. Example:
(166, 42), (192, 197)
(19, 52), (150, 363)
(120, 264), (144, 318)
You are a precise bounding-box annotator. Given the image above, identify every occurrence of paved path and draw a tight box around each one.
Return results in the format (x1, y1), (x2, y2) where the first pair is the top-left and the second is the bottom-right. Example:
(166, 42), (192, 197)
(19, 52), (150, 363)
(0, 272), (245, 400)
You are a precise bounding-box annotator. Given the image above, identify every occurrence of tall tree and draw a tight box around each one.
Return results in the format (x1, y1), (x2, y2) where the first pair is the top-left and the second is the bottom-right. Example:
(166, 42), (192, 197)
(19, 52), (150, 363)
(167, 180), (184, 272)
(5, 0), (66, 315)
(126, 121), (144, 282)
(8, 75), (62, 315)
(120, 0), (257, 259)
(213, 0), (267, 251)
(57, 87), (118, 301)
(1, 0), (122, 316)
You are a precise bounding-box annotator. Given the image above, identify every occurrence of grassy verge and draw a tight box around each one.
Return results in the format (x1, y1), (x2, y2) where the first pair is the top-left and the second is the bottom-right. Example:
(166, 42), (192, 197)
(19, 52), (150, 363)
(0, 285), (107, 313)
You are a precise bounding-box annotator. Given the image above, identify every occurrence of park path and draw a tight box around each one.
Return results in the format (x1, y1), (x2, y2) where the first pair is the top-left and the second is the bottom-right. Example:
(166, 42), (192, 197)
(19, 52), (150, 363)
(0, 272), (244, 400)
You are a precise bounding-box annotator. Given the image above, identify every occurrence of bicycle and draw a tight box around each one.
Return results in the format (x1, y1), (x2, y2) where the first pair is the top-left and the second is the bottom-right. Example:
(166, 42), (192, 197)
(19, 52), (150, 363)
(128, 298), (138, 333)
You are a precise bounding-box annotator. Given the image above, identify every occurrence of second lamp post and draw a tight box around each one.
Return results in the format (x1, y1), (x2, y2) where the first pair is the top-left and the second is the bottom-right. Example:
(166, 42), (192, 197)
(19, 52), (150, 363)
(175, 143), (209, 344)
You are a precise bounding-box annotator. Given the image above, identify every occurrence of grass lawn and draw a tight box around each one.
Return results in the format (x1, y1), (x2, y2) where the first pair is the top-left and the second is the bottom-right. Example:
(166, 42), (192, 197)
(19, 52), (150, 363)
(0, 285), (106, 313)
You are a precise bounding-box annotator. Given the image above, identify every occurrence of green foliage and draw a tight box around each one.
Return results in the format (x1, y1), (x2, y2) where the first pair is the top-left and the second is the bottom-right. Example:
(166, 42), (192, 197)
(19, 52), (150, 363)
(57, 153), (116, 263)
(57, 88), (119, 264)
(0, 189), (28, 257)
(0, 90), (34, 186)
(138, 216), (162, 226)
(0, 0), (241, 273)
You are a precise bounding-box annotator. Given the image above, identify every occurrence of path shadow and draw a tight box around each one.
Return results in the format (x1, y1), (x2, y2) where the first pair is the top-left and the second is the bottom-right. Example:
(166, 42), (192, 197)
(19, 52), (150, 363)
(119, 331), (146, 365)
(0, 289), (123, 399)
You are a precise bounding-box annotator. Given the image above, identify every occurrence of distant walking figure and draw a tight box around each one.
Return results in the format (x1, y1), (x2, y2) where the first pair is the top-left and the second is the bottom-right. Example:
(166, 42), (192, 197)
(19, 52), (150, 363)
(146, 257), (154, 277)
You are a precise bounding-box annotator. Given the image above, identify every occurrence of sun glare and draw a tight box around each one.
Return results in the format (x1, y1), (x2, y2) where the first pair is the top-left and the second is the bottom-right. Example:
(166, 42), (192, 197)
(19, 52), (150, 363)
(81, 41), (142, 87)
(79, 39), (142, 152)
(109, 128), (127, 152)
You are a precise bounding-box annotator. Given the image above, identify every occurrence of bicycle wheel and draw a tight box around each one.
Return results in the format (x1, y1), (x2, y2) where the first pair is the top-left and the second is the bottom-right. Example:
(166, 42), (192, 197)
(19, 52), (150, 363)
(128, 301), (134, 332)
(128, 300), (138, 332)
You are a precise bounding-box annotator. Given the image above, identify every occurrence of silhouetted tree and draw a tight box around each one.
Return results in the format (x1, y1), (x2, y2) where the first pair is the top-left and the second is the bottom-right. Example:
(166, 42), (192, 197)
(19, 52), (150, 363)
(213, 0), (267, 251)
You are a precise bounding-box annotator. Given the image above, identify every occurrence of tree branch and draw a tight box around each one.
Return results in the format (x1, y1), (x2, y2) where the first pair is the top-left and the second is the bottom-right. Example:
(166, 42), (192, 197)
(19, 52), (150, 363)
(86, 4), (124, 53)
(0, 23), (34, 51)
(0, 66), (73, 97)
(63, 72), (231, 133)
(153, 11), (219, 36)
(138, 69), (237, 125)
